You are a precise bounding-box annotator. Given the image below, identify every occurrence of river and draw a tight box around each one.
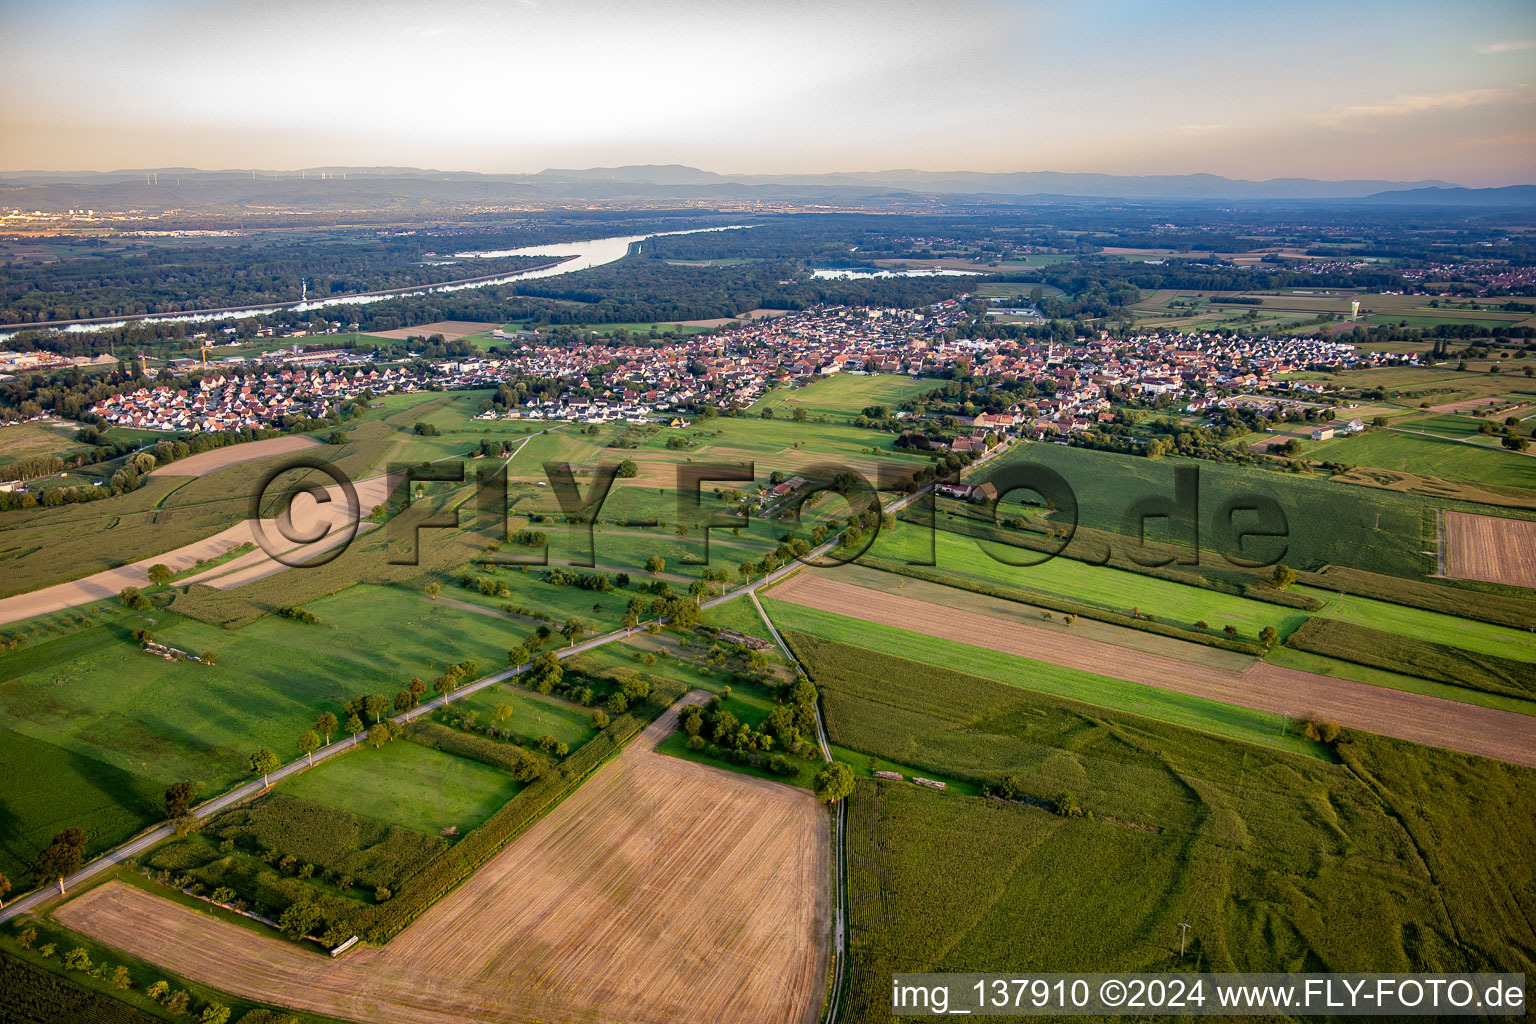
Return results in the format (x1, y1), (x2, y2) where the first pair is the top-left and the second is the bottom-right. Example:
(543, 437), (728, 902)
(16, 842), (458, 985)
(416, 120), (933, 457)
(1, 225), (748, 338)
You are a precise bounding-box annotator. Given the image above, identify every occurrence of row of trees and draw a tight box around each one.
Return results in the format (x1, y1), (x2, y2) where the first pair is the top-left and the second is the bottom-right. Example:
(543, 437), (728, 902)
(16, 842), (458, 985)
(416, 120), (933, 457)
(7, 924), (232, 1022)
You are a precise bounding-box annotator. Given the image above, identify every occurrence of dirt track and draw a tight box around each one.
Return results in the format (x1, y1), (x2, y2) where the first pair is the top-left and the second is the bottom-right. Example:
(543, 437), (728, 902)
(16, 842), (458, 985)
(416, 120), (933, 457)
(56, 693), (829, 1024)
(770, 573), (1536, 767)
(1442, 510), (1536, 589)
(149, 434), (322, 477)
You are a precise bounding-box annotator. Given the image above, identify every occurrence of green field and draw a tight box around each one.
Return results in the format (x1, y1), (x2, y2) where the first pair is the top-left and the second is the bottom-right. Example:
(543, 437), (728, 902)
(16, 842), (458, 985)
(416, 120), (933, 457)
(867, 521), (1304, 641)
(1265, 647), (1536, 715)
(766, 603), (1318, 757)
(1400, 413), (1520, 442)
(1298, 586), (1536, 661)
(0, 404), (434, 597)
(0, 582), (529, 880)
(1307, 429), (1536, 491)
(578, 320), (717, 336)
(798, 636), (1536, 1023)
(0, 419), (91, 470)
(279, 740), (522, 835)
(973, 441), (1434, 577)
(453, 686), (596, 748)
(749, 372), (936, 421)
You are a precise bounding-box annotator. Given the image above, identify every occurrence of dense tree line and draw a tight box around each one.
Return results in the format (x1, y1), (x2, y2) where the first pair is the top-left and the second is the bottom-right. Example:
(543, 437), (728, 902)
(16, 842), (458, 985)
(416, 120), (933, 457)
(0, 233), (551, 324)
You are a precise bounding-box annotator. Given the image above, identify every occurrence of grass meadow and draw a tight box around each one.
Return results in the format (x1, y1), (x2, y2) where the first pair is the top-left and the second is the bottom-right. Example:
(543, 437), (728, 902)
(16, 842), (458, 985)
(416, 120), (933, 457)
(748, 372), (935, 421)
(1306, 429), (1536, 492)
(0, 419), (92, 470)
(1297, 586), (1536, 661)
(451, 686), (596, 749)
(279, 740), (523, 835)
(0, 582), (527, 880)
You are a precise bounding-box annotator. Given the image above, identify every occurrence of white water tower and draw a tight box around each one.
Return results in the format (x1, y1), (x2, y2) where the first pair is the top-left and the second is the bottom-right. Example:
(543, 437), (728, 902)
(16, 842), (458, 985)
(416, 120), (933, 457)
(1350, 300), (1361, 321)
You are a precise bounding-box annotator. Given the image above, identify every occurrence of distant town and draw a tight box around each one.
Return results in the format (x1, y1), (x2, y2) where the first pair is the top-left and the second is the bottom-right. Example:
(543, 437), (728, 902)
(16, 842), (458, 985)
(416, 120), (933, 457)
(79, 301), (1399, 448)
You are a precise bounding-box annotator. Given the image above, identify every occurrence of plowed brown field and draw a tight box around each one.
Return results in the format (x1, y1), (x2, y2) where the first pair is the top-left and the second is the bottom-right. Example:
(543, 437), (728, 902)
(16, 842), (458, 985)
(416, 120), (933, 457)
(56, 693), (829, 1024)
(1443, 510), (1536, 589)
(771, 573), (1536, 766)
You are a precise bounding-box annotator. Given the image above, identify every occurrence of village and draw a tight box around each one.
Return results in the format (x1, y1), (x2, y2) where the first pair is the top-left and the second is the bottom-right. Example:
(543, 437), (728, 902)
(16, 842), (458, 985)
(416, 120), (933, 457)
(82, 302), (1398, 440)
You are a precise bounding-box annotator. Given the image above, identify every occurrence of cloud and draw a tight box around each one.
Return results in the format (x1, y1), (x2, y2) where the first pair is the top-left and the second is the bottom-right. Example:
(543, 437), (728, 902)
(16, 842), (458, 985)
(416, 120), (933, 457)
(1319, 86), (1533, 128)
(1179, 123), (1229, 137)
(1477, 40), (1535, 54)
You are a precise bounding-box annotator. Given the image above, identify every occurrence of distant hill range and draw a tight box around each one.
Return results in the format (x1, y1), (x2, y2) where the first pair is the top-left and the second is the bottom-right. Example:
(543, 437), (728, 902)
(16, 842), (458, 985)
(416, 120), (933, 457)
(1, 164), (1531, 212)
(1354, 184), (1536, 206)
(542, 164), (1476, 200)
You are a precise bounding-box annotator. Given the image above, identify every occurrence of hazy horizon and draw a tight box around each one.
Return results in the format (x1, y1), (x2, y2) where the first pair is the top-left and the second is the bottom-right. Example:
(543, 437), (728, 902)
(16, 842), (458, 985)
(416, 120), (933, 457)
(2, 0), (1533, 185)
(0, 163), (1504, 187)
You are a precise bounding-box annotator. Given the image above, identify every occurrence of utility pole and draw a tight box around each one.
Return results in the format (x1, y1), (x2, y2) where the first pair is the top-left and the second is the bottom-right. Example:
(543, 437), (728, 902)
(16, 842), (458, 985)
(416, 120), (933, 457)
(1178, 922), (1191, 957)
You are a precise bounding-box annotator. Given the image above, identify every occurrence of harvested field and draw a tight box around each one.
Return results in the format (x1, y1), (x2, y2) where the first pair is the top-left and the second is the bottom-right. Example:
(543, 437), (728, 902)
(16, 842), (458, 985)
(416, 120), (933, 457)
(149, 434), (322, 477)
(660, 316), (736, 328)
(368, 320), (504, 341)
(1443, 510), (1536, 589)
(770, 572), (1536, 766)
(1426, 397), (1507, 415)
(55, 693), (829, 1024)
(0, 472), (392, 624)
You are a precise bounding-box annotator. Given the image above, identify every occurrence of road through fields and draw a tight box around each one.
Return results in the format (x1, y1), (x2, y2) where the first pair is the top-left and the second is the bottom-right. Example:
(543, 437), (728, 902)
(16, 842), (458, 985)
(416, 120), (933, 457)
(56, 691), (829, 1024)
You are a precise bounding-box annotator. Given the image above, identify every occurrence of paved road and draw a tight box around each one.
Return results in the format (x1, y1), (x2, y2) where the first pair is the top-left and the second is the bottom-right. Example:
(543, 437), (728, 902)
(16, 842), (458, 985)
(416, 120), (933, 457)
(0, 530), (852, 924)
(0, 443), (1006, 929)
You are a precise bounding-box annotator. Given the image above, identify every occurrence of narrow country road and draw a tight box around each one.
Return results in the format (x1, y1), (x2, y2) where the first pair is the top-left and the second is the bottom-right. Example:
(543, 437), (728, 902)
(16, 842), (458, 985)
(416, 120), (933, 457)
(0, 448), (969, 928)
(752, 590), (848, 1024)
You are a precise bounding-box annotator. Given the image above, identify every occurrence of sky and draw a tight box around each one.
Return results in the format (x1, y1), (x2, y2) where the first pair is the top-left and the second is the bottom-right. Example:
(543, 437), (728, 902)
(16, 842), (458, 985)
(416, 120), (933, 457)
(1, 0), (1533, 185)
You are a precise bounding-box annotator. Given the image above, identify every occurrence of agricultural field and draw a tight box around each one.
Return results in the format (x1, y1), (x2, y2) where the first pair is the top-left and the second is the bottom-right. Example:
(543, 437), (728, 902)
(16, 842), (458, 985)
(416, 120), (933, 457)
(146, 434), (322, 478)
(748, 372), (935, 421)
(1296, 584), (1536, 661)
(279, 740), (524, 835)
(865, 521), (1305, 641)
(0, 419), (92, 471)
(449, 686), (597, 749)
(1442, 509), (1536, 588)
(1129, 289), (1536, 337)
(765, 577), (1536, 766)
(970, 441), (1435, 578)
(575, 319), (720, 335)
(765, 595), (1317, 757)
(366, 320), (503, 341)
(0, 581), (529, 880)
(54, 695), (830, 1024)
(786, 636), (1536, 1023)
(0, 408), (421, 598)
(1305, 428), (1536, 493)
